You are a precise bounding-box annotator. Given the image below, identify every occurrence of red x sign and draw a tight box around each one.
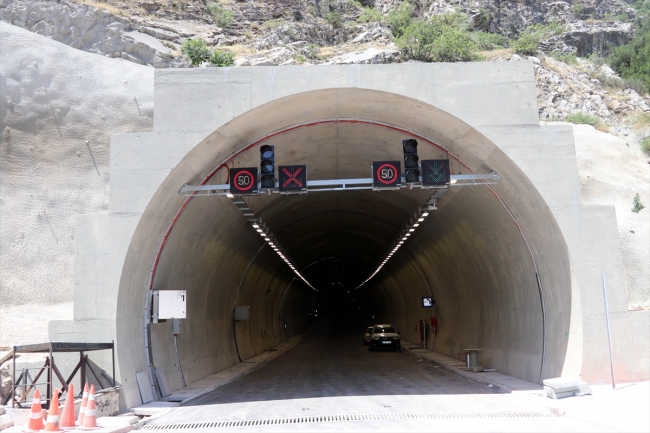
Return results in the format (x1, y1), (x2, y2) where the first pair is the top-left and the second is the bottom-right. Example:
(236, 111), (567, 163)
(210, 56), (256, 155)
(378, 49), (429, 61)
(279, 165), (307, 192)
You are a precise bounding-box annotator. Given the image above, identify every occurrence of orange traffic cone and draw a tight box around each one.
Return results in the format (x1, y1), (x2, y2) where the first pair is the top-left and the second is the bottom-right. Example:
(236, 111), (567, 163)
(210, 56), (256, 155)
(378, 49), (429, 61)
(59, 384), (76, 430)
(77, 382), (89, 426)
(80, 384), (100, 430)
(43, 390), (63, 432)
(23, 388), (45, 432)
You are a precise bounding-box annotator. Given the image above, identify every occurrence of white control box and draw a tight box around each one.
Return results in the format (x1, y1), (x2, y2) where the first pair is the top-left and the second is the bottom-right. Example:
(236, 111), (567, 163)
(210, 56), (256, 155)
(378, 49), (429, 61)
(153, 290), (186, 322)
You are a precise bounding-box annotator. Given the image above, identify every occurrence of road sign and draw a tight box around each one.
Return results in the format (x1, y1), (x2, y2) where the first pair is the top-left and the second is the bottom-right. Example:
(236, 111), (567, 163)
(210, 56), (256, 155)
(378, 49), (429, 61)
(229, 167), (259, 195)
(372, 161), (401, 188)
(421, 160), (450, 186)
(279, 165), (307, 192)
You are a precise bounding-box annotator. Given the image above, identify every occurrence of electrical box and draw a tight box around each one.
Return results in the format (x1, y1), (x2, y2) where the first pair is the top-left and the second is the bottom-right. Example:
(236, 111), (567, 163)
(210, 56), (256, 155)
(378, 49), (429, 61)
(234, 306), (250, 321)
(152, 290), (186, 323)
(172, 318), (183, 335)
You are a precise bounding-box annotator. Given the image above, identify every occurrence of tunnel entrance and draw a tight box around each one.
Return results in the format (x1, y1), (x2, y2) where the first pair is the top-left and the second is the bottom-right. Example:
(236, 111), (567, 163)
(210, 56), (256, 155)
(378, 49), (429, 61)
(116, 88), (572, 408)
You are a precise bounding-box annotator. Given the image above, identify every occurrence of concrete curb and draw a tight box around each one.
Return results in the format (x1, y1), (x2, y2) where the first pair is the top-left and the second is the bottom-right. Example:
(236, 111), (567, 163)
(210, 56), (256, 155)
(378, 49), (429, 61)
(401, 341), (543, 395)
(138, 331), (309, 427)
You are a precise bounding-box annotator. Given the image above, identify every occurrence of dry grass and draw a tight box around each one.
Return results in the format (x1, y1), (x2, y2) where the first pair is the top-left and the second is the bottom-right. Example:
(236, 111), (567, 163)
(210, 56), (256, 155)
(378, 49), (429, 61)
(78, 0), (123, 15)
(595, 122), (612, 133)
(318, 45), (339, 58)
(628, 112), (650, 130)
(226, 44), (259, 56)
(481, 48), (513, 60)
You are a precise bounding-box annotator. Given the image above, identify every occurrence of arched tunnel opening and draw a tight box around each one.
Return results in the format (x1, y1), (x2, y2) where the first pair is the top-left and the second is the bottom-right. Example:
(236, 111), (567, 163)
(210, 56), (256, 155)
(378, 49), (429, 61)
(116, 88), (572, 409)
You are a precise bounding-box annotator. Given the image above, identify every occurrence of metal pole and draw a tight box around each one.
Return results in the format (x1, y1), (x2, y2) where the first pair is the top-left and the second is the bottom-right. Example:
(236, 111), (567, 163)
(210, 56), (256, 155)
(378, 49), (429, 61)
(12, 346), (16, 408)
(112, 341), (116, 387)
(601, 274), (616, 389)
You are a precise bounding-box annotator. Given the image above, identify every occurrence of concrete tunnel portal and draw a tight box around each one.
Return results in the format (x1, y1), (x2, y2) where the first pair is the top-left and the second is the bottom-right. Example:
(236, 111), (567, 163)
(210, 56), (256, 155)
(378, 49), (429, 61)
(115, 88), (572, 408)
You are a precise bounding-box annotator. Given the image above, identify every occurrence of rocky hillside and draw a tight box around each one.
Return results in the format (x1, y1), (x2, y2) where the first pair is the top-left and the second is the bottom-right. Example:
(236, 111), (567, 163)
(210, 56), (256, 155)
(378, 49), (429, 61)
(2, 0), (648, 121)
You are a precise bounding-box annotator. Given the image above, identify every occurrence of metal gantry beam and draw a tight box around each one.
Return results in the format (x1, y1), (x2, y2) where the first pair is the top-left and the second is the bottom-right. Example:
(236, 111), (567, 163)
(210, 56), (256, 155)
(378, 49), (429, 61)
(181, 171), (502, 291)
(178, 172), (502, 196)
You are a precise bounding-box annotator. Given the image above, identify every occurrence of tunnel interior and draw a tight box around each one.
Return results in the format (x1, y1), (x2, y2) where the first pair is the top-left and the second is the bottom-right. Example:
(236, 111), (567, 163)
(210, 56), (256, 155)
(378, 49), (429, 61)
(116, 88), (572, 406)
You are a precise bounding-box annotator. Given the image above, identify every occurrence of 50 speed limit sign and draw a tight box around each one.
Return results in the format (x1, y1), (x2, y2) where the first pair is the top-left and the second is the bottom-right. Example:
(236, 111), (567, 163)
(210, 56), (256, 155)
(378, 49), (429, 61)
(229, 167), (259, 195)
(372, 161), (401, 188)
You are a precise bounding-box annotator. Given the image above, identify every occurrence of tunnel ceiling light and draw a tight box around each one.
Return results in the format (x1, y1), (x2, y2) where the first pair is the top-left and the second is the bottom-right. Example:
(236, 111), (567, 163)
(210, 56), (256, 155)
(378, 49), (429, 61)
(418, 218), (425, 222)
(226, 193), (234, 198)
(413, 223), (419, 227)
(422, 212), (429, 217)
(409, 228), (415, 232)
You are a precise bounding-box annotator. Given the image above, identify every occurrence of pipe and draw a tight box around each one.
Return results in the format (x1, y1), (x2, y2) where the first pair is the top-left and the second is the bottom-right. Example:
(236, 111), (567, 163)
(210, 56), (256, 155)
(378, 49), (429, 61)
(173, 334), (186, 388)
(602, 274), (616, 389)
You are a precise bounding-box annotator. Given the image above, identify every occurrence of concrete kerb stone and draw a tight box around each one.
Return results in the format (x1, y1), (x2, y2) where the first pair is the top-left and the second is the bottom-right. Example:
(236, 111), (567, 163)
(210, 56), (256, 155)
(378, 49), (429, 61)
(138, 331), (308, 427)
(401, 341), (543, 395)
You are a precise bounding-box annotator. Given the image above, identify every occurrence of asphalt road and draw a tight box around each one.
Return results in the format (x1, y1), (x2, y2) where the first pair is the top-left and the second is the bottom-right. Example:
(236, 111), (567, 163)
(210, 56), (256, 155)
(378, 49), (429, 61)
(146, 319), (650, 432)
(184, 318), (499, 407)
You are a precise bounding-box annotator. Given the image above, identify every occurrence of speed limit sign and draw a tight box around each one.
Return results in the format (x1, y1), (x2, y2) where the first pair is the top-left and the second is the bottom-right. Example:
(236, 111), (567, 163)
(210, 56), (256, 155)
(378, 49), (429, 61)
(372, 161), (401, 188)
(229, 167), (259, 195)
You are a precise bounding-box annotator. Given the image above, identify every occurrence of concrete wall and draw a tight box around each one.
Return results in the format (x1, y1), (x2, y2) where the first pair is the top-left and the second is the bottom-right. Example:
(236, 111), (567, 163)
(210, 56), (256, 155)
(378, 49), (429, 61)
(0, 23), (153, 346)
(46, 63), (648, 412)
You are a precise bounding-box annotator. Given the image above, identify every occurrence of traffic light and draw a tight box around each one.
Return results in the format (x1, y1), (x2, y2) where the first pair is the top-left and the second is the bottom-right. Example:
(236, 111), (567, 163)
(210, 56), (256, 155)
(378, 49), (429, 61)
(403, 139), (419, 183)
(260, 145), (275, 189)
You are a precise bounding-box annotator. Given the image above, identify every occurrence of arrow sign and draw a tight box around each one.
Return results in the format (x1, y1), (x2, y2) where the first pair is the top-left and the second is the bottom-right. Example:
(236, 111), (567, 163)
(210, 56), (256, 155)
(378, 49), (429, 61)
(421, 160), (450, 186)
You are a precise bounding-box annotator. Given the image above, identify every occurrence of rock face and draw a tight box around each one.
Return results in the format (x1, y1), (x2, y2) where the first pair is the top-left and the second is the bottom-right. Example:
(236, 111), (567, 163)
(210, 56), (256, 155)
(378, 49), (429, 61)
(563, 21), (634, 57)
(0, 23), (153, 312)
(534, 55), (649, 124)
(0, 0), (184, 67)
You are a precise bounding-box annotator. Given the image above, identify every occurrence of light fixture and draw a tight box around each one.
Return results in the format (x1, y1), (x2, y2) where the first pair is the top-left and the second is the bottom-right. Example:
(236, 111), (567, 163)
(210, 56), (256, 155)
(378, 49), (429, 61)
(409, 228), (415, 232)
(413, 223), (419, 227)
(226, 193), (234, 198)
(418, 218), (424, 222)
(450, 179), (457, 184)
(422, 212), (429, 217)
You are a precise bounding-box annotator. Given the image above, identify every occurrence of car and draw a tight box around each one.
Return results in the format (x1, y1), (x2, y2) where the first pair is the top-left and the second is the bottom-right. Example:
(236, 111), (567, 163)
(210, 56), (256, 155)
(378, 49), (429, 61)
(363, 326), (373, 345)
(369, 324), (401, 351)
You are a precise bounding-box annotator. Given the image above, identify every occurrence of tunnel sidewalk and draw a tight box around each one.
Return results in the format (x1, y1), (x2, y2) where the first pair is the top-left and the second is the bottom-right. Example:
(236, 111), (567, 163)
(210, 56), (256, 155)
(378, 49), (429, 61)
(401, 341), (543, 394)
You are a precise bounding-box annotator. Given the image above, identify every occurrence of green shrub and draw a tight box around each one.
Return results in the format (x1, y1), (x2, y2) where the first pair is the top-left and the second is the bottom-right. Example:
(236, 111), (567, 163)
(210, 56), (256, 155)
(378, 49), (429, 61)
(512, 22), (566, 55)
(182, 38), (211, 66)
(608, 19), (650, 94)
(207, 2), (234, 28)
(472, 31), (505, 50)
(386, 2), (414, 38)
(358, 7), (382, 24)
(302, 43), (321, 60)
(632, 193), (645, 213)
(209, 49), (235, 67)
(641, 136), (650, 154)
(395, 12), (480, 62)
(565, 113), (600, 125)
(572, 0), (584, 16)
(548, 51), (578, 65)
(512, 32), (541, 55)
(325, 11), (343, 28)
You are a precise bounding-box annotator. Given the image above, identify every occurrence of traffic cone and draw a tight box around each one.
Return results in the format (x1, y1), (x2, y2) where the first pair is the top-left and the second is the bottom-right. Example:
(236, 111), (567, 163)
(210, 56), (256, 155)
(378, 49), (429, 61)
(43, 390), (63, 432)
(23, 388), (44, 432)
(80, 384), (100, 430)
(77, 382), (89, 426)
(59, 384), (76, 430)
